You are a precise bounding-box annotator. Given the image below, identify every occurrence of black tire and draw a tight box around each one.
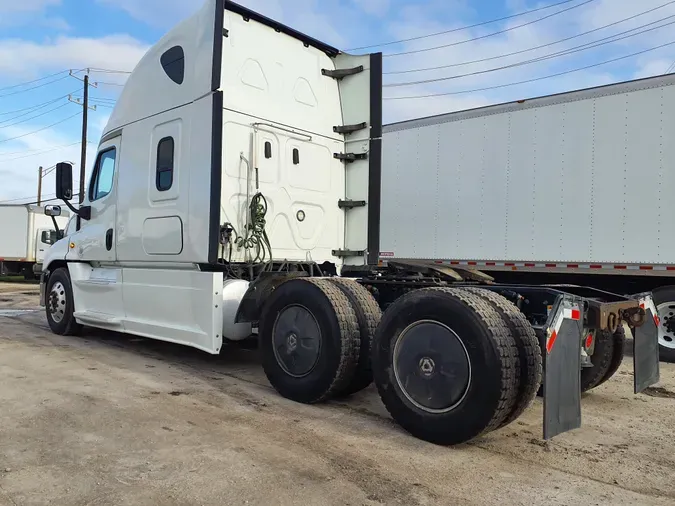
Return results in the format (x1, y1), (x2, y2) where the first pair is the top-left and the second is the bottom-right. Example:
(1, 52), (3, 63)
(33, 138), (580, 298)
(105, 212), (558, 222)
(259, 278), (360, 404)
(651, 286), (675, 363)
(594, 326), (626, 389)
(372, 287), (518, 445)
(581, 329), (614, 392)
(45, 267), (83, 336)
(327, 278), (382, 396)
(464, 288), (542, 429)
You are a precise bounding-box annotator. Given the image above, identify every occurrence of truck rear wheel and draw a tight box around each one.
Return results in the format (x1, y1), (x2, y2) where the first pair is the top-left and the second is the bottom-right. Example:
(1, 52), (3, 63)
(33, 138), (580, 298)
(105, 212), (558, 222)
(327, 278), (382, 397)
(372, 287), (518, 445)
(463, 288), (542, 429)
(581, 329), (615, 392)
(259, 278), (360, 404)
(45, 267), (82, 336)
(594, 326), (626, 389)
(651, 286), (675, 363)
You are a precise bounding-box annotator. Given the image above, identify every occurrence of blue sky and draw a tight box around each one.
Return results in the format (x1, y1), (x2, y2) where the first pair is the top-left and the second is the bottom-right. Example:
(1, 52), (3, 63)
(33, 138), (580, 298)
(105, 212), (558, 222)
(1, 0), (674, 202)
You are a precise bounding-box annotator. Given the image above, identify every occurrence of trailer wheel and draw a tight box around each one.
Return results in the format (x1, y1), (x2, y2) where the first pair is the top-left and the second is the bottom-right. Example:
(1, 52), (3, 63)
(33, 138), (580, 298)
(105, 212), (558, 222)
(327, 278), (382, 397)
(259, 278), (360, 404)
(581, 329), (614, 392)
(651, 286), (675, 363)
(372, 287), (518, 445)
(463, 288), (542, 429)
(45, 267), (82, 336)
(594, 326), (626, 389)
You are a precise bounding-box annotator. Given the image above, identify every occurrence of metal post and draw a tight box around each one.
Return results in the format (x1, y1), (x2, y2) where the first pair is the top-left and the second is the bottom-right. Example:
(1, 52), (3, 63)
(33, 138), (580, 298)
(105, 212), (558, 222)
(79, 74), (89, 204)
(37, 166), (43, 206)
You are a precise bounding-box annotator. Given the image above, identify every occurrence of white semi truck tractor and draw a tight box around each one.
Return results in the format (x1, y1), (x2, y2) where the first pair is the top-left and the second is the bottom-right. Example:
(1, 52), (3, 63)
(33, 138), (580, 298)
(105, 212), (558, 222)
(39, 0), (659, 446)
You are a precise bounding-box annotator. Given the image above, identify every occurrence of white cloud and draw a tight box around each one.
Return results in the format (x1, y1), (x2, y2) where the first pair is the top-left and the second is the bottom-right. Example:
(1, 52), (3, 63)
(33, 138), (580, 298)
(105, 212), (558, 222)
(351, 0), (391, 17)
(0, 0), (59, 16)
(0, 35), (148, 77)
(0, 124), (98, 203)
(96, 0), (202, 29)
(0, 0), (67, 29)
(374, 0), (675, 122)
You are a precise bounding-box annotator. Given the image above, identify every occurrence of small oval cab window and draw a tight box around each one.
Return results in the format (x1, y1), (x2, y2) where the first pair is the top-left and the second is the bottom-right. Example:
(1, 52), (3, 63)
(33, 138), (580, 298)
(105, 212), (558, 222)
(161, 46), (185, 85)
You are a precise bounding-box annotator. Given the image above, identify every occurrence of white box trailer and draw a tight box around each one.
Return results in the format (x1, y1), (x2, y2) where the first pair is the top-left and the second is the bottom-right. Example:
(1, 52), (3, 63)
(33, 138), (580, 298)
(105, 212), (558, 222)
(381, 73), (675, 362)
(38, 0), (659, 446)
(0, 204), (69, 278)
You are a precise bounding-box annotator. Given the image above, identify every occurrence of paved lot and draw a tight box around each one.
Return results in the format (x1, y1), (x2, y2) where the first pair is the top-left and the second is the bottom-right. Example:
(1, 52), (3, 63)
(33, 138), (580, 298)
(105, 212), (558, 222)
(0, 282), (674, 505)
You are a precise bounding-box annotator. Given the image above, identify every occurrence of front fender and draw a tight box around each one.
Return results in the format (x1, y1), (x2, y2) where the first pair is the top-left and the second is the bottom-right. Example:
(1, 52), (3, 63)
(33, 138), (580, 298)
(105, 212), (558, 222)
(42, 237), (70, 274)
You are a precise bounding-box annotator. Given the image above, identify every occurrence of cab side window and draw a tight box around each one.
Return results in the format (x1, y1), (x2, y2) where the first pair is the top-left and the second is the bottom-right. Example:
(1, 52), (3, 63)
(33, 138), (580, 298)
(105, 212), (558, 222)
(89, 148), (117, 201)
(156, 137), (174, 191)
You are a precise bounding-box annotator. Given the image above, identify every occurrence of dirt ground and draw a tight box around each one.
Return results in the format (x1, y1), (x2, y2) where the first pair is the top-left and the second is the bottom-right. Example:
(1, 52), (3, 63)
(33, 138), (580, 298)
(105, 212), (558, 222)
(0, 283), (674, 506)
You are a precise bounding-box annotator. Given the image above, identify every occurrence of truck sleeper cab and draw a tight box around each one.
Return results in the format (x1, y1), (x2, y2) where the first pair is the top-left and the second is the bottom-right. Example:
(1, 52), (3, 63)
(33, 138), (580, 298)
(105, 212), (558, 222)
(40, 0), (659, 446)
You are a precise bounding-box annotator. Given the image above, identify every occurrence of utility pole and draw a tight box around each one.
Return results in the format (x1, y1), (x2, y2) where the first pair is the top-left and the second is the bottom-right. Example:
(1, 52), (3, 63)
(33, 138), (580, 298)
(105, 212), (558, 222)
(80, 74), (89, 203)
(37, 166), (43, 206)
(68, 69), (97, 204)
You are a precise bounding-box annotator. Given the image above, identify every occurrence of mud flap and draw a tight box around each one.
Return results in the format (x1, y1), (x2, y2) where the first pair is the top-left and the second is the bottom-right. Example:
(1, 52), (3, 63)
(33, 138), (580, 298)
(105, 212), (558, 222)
(542, 301), (583, 440)
(633, 294), (660, 394)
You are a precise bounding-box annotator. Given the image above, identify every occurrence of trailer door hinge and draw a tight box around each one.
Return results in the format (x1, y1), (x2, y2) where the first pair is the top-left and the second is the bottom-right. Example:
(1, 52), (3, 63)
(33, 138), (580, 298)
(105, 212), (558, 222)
(333, 122), (367, 135)
(332, 249), (365, 257)
(338, 199), (366, 209)
(334, 152), (368, 163)
(321, 66), (364, 80)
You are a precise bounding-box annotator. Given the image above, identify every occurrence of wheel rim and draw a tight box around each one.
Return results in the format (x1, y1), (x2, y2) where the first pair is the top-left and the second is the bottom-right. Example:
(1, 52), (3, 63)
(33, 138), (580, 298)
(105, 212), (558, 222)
(48, 281), (67, 324)
(272, 305), (322, 377)
(656, 302), (675, 350)
(393, 320), (471, 414)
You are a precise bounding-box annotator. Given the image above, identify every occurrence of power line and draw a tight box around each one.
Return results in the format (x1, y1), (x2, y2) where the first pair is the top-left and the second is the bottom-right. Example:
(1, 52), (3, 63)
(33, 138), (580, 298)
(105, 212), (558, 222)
(0, 141), (91, 158)
(0, 112), (82, 145)
(0, 142), (81, 162)
(95, 81), (125, 87)
(0, 192), (56, 205)
(0, 102), (71, 130)
(0, 96), (67, 125)
(0, 193), (80, 206)
(384, 39), (675, 100)
(665, 60), (675, 73)
(0, 70), (70, 92)
(0, 93), (72, 116)
(383, 0), (597, 58)
(385, 0), (675, 74)
(347, 0), (581, 51)
(384, 16), (675, 88)
(0, 74), (72, 99)
(87, 96), (117, 102)
(89, 68), (132, 74)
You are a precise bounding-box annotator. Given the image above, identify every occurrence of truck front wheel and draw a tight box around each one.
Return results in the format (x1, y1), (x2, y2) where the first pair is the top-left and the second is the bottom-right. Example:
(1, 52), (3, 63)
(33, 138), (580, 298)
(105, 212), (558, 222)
(45, 267), (82, 336)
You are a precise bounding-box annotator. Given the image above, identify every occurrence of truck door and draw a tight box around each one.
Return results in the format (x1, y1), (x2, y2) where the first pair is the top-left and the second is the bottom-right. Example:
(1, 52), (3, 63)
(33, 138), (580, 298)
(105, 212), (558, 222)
(35, 229), (56, 262)
(67, 136), (120, 263)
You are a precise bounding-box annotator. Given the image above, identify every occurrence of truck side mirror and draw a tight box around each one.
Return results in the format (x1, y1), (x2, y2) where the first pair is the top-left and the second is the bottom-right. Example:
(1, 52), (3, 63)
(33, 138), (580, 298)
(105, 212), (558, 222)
(44, 205), (62, 217)
(55, 162), (74, 201)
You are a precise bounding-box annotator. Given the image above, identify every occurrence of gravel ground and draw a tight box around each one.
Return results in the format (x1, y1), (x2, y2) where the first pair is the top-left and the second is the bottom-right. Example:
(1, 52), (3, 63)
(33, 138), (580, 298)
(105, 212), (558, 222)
(0, 282), (674, 506)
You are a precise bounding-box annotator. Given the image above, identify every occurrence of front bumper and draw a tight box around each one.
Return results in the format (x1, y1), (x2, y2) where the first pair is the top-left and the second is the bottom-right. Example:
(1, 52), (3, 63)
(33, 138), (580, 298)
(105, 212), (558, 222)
(39, 272), (46, 307)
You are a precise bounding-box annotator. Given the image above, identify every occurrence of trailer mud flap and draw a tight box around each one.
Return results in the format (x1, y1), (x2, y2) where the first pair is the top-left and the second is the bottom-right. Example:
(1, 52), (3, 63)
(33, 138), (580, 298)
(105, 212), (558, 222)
(542, 302), (582, 440)
(633, 295), (660, 394)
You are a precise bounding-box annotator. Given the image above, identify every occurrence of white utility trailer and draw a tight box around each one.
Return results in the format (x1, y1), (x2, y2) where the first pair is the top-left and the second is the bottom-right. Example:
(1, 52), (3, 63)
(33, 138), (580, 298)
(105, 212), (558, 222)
(39, 0), (659, 446)
(381, 74), (675, 363)
(0, 204), (69, 278)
